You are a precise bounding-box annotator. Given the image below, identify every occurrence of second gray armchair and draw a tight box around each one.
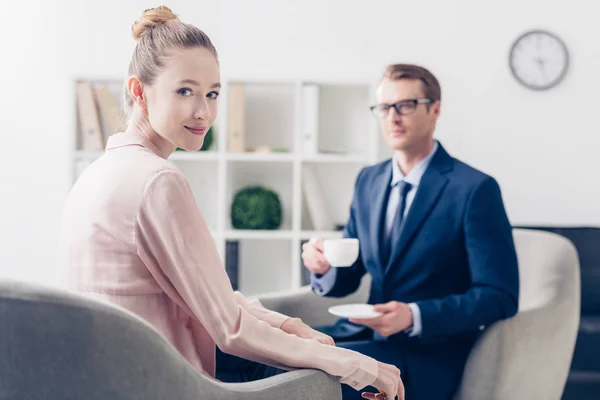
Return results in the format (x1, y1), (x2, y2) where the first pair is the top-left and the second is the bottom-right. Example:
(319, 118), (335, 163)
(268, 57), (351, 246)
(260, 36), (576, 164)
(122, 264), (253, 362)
(258, 228), (581, 400)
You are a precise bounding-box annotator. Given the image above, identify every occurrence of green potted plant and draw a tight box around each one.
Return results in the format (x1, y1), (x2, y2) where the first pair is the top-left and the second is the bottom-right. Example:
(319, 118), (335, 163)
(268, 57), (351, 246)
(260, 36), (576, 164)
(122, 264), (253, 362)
(230, 186), (282, 230)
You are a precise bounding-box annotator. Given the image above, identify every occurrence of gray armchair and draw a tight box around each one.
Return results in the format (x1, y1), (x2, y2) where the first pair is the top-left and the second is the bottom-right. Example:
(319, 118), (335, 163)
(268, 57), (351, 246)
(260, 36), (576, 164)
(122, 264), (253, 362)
(258, 228), (581, 400)
(0, 280), (341, 400)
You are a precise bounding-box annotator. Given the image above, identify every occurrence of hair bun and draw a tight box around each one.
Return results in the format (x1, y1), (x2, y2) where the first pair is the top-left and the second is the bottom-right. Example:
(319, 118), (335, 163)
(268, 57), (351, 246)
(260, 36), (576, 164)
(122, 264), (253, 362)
(131, 6), (180, 41)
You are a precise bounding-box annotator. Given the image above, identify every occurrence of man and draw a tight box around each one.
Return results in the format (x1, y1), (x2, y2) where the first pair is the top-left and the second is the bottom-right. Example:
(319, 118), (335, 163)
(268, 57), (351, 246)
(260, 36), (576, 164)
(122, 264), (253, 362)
(302, 64), (519, 400)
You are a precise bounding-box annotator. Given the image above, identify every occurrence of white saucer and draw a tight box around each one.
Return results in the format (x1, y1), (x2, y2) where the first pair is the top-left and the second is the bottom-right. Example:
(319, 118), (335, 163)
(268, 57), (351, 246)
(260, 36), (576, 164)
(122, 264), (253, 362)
(328, 304), (382, 319)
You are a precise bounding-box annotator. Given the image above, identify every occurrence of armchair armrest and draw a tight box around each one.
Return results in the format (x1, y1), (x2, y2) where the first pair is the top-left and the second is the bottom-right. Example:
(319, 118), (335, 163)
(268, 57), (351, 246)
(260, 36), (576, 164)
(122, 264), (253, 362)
(256, 275), (371, 327)
(456, 301), (580, 400)
(218, 369), (341, 400)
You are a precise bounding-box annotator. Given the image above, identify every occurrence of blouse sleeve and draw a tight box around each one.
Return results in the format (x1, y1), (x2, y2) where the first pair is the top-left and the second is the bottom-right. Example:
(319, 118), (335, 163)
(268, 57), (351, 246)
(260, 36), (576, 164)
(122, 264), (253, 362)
(134, 170), (378, 390)
(233, 291), (290, 328)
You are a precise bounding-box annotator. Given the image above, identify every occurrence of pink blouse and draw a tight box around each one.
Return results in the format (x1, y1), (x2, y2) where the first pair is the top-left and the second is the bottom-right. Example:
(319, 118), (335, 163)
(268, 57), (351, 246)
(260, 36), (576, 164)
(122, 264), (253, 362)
(57, 132), (378, 390)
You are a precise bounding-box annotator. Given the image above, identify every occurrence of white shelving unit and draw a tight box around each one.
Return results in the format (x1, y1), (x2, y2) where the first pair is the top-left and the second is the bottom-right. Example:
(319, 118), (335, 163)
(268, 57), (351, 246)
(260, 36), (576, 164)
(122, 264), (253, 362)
(72, 78), (389, 295)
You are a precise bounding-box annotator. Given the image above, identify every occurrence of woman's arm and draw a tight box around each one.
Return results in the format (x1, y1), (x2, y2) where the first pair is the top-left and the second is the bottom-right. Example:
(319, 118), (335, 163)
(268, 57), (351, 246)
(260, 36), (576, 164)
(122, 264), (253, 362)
(134, 169), (379, 391)
(233, 291), (290, 328)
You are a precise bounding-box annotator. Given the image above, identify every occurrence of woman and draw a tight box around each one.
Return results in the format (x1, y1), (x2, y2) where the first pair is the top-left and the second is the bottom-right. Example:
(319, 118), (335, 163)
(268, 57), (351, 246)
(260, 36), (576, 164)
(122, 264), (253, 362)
(58, 6), (403, 400)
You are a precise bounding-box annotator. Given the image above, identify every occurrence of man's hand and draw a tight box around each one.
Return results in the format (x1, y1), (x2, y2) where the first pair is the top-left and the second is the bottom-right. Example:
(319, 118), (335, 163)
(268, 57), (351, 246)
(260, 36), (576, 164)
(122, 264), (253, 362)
(281, 317), (335, 346)
(301, 237), (331, 275)
(349, 301), (413, 337)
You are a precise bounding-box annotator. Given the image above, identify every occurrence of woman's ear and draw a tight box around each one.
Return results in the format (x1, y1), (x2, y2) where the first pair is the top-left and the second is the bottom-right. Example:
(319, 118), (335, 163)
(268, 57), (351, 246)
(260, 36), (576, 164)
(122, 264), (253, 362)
(127, 76), (146, 110)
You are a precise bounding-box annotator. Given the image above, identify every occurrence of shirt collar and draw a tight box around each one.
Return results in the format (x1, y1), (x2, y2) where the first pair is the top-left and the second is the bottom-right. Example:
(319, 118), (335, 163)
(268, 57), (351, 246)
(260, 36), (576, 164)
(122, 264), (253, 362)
(391, 141), (439, 188)
(105, 132), (168, 159)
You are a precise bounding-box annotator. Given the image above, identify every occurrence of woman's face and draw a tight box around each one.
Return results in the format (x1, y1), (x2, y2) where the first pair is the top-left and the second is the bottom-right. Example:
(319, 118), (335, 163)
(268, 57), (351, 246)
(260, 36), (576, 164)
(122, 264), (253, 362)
(143, 47), (221, 151)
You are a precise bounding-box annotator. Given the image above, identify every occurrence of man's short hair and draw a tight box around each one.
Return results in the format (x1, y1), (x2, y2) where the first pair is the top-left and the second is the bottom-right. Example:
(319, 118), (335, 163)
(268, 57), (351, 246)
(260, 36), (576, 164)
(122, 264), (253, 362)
(382, 64), (441, 102)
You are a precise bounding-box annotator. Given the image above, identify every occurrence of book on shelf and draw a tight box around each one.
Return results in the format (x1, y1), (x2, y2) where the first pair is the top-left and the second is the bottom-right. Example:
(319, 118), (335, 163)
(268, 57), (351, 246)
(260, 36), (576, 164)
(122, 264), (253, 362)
(302, 83), (319, 157)
(247, 146), (290, 153)
(300, 239), (311, 286)
(94, 85), (127, 134)
(225, 240), (240, 290)
(76, 81), (104, 151)
(302, 164), (333, 231)
(227, 83), (246, 153)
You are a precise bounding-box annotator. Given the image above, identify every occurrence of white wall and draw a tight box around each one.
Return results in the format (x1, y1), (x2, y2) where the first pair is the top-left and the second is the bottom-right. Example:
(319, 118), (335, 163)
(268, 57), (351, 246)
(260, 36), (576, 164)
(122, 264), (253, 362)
(1, 0), (598, 283)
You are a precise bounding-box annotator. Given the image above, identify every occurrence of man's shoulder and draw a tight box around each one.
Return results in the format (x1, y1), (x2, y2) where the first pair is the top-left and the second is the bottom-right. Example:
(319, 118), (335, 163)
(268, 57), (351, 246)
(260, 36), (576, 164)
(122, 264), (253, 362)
(359, 159), (391, 180)
(445, 155), (506, 207)
(449, 156), (493, 186)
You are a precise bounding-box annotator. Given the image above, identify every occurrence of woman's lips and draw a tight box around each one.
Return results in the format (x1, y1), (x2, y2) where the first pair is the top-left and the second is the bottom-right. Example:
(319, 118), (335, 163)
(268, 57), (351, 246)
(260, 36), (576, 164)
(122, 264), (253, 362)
(185, 126), (207, 135)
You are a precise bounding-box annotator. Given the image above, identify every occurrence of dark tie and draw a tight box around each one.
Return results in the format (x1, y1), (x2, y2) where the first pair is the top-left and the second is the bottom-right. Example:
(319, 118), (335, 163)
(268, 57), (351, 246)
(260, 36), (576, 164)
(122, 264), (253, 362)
(384, 181), (413, 265)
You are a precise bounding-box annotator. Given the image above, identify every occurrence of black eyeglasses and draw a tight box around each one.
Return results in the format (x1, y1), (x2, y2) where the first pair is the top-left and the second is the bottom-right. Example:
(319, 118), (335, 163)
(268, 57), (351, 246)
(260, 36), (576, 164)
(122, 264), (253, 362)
(370, 98), (433, 118)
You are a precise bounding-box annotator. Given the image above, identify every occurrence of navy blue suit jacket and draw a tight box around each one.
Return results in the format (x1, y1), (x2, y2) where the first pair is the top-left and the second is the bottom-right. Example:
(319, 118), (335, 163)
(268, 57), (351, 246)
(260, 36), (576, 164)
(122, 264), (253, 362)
(322, 143), (519, 347)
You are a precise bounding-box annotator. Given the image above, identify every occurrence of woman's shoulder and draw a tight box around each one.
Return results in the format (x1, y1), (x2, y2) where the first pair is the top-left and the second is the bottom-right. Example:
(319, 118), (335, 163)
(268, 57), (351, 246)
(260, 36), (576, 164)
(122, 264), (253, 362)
(134, 154), (191, 195)
(142, 153), (183, 178)
(101, 146), (189, 198)
(140, 159), (188, 192)
(115, 146), (185, 180)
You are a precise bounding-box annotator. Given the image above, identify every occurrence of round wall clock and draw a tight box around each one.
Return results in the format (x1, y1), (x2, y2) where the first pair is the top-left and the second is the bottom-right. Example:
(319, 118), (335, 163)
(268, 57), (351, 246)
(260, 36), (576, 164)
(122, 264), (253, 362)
(509, 29), (569, 91)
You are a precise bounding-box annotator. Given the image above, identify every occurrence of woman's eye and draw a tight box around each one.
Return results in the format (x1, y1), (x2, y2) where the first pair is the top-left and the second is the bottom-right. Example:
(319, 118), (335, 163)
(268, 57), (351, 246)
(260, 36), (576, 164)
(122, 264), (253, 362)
(178, 88), (193, 96)
(207, 91), (220, 100)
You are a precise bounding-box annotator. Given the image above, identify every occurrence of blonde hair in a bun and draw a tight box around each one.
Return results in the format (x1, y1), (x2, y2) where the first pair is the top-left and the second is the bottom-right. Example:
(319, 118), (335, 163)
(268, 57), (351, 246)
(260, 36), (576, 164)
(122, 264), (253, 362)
(122, 5), (218, 116)
(131, 6), (180, 41)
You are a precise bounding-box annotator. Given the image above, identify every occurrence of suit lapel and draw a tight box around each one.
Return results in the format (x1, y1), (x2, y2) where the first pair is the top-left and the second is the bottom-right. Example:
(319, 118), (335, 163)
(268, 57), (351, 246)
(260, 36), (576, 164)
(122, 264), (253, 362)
(370, 162), (392, 271)
(384, 145), (453, 274)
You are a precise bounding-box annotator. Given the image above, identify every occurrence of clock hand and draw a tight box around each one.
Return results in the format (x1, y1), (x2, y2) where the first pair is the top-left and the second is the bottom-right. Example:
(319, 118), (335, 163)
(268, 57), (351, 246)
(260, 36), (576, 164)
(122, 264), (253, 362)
(535, 57), (548, 80)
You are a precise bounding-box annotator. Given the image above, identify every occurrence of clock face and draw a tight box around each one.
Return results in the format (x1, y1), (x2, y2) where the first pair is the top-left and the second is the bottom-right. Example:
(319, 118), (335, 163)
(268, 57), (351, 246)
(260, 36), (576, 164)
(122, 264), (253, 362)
(509, 30), (569, 90)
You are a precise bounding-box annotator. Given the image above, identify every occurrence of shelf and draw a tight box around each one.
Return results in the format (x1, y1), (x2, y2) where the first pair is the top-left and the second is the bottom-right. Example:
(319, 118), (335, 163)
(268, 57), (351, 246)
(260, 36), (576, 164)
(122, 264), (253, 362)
(224, 230), (338, 241)
(170, 151), (219, 161)
(223, 230), (294, 240)
(73, 150), (219, 162)
(74, 150), (369, 164)
(226, 162), (294, 231)
(301, 163), (363, 231)
(302, 153), (370, 163)
(72, 78), (381, 293)
(230, 239), (293, 295)
(241, 83), (296, 153)
(316, 85), (373, 156)
(226, 152), (294, 162)
(299, 230), (344, 240)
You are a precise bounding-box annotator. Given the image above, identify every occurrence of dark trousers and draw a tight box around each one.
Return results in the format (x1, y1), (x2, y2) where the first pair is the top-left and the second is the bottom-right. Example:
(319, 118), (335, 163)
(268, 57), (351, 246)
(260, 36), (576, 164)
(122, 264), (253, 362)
(315, 324), (465, 400)
(215, 347), (286, 383)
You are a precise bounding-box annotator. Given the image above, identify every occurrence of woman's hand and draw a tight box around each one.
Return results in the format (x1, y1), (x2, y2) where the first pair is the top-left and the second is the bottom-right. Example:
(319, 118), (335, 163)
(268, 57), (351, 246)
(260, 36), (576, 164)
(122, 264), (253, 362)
(280, 318), (335, 346)
(361, 361), (405, 400)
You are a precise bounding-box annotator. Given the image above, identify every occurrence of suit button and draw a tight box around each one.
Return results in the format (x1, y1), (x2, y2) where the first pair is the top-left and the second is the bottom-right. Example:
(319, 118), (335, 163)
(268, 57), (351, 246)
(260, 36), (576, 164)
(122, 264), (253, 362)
(479, 325), (485, 331)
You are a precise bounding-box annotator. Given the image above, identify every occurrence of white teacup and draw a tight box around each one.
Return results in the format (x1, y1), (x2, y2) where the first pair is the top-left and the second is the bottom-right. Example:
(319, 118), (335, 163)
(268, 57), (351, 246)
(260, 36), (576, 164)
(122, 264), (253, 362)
(324, 238), (359, 267)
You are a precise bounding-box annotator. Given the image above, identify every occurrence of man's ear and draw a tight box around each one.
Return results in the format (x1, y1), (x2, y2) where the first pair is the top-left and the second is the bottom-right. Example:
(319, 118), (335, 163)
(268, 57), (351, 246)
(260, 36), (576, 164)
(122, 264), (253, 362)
(431, 100), (441, 120)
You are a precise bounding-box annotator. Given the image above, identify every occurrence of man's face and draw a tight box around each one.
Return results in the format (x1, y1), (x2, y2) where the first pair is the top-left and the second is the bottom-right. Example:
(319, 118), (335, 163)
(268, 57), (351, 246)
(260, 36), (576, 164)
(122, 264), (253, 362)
(375, 78), (440, 153)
